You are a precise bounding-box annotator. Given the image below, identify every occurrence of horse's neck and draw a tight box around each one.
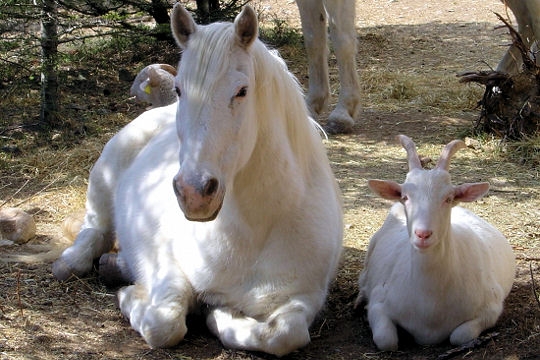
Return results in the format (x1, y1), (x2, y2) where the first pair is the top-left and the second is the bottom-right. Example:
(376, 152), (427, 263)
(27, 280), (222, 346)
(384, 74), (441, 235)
(233, 115), (314, 223)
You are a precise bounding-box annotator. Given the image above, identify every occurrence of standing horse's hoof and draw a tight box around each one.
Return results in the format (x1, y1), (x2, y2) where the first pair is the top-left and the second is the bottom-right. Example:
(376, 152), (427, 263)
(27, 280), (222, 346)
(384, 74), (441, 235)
(324, 120), (353, 135)
(325, 108), (354, 134)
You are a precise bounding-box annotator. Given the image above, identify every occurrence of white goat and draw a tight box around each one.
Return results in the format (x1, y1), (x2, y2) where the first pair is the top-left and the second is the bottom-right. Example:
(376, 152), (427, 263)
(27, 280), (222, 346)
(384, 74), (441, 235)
(130, 64), (177, 108)
(356, 135), (515, 351)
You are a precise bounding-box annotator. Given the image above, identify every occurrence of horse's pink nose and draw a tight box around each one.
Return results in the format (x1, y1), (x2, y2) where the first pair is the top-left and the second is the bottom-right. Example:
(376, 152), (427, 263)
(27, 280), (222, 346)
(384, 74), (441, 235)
(172, 174), (221, 221)
(414, 229), (432, 240)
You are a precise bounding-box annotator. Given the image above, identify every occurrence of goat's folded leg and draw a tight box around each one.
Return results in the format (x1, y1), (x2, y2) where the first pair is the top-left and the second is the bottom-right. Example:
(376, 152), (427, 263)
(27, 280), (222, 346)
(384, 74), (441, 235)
(449, 300), (503, 345)
(367, 302), (399, 351)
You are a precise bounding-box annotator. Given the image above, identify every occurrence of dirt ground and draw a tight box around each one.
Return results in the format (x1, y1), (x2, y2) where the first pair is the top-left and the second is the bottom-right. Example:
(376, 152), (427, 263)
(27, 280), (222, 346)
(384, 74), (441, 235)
(1, 0), (539, 359)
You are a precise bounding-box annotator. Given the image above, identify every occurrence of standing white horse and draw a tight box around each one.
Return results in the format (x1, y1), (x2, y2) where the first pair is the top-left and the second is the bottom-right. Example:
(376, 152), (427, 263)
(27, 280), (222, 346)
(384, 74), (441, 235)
(296, 0), (361, 134)
(52, 4), (343, 356)
(497, 0), (540, 74)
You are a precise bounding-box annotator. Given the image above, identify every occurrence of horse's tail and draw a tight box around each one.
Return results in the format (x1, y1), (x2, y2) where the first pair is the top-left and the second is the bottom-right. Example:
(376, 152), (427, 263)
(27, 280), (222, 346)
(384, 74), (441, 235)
(62, 209), (86, 241)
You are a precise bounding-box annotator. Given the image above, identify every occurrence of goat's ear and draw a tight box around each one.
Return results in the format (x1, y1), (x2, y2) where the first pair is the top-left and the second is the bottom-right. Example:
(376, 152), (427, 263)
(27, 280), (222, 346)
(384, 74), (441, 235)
(453, 182), (490, 203)
(234, 5), (258, 49)
(171, 3), (197, 49)
(368, 180), (402, 201)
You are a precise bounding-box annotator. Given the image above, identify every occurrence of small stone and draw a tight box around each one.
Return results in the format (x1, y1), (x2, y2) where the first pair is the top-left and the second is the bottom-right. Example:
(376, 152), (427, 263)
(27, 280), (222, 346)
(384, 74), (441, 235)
(0, 207), (36, 244)
(465, 137), (481, 149)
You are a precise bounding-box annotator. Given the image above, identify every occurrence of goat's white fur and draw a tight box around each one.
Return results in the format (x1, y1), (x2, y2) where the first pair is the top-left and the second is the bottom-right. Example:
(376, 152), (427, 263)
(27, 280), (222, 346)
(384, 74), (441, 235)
(356, 135), (515, 351)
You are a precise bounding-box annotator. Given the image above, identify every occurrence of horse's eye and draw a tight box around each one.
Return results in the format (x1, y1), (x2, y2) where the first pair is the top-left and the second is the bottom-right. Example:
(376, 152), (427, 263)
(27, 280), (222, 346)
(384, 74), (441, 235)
(236, 87), (247, 98)
(175, 87), (181, 97)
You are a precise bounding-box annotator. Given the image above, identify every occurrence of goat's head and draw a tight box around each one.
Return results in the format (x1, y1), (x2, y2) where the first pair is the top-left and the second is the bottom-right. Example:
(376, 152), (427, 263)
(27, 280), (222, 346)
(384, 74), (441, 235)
(368, 135), (490, 252)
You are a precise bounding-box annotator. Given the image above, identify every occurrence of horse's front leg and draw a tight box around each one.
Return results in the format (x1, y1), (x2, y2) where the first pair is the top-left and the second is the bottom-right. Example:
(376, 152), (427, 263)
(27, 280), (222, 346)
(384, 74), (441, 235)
(325, 0), (361, 134)
(296, 0), (330, 117)
(206, 296), (318, 357)
(118, 271), (195, 348)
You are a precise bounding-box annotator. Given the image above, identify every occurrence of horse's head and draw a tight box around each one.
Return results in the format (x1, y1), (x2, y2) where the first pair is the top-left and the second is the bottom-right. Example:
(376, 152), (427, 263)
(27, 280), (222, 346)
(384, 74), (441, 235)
(170, 4), (259, 221)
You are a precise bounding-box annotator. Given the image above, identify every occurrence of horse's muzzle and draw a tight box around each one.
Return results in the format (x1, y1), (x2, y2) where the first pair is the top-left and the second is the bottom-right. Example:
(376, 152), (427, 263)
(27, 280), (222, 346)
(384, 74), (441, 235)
(172, 173), (224, 222)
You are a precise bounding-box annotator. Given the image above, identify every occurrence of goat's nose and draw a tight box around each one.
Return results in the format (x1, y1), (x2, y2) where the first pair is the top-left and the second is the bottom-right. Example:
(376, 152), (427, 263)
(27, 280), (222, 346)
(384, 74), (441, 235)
(414, 229), (432, 240)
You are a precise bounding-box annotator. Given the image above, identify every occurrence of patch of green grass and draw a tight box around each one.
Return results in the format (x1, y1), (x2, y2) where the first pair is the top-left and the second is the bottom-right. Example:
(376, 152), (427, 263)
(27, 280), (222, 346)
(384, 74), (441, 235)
(259, 16), (303, 48)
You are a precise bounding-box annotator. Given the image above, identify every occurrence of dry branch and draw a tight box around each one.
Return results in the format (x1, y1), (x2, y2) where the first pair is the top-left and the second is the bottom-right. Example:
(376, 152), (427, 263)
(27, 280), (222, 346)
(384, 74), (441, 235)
(458, 13), (540, 140)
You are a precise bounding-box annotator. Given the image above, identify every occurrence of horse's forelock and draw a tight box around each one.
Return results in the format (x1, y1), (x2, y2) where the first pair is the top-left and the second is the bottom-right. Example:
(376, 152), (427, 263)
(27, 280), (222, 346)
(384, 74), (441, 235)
(180, 22), (235, 108)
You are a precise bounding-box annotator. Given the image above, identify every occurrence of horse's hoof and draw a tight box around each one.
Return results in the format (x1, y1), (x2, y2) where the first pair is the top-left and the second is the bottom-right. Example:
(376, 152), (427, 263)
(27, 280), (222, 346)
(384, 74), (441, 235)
(324, 120), (353, 135)
(52, 258), (75, 282)
(98, 253), (132, 286)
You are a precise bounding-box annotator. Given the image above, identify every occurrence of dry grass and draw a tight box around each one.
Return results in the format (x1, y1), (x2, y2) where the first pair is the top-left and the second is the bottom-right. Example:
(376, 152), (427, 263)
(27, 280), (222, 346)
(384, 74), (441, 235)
(0, 0), (539, 359)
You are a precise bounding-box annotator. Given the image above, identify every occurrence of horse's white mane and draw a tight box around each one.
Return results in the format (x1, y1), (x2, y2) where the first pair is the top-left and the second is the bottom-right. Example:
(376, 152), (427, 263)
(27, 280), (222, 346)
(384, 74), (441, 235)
(181, 20), (326, 172)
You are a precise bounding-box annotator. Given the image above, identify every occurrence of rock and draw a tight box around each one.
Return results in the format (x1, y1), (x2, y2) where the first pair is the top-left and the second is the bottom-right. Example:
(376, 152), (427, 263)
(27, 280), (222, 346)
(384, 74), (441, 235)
(465, 137), (481, 149)
(0, 207), (36, 244)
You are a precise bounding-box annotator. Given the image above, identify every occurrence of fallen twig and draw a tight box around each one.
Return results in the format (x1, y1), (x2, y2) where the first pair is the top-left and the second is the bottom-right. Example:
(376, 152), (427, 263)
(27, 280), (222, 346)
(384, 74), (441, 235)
(437, 332), (499, 360)
(16, 269), (23, 317)
(0, 179), (30, 209)
(530, 262), (540, 310)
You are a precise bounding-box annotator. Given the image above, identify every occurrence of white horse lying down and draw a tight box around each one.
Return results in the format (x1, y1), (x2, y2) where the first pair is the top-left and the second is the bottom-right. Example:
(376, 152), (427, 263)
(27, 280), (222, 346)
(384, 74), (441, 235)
(52, 4), (343, 356)
(296, 0), (361, 134)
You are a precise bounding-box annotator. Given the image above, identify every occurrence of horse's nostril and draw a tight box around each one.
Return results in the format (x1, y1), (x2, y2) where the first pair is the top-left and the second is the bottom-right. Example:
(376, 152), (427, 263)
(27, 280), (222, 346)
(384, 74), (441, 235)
(203, 178), (219, 197)
(172, 178), (181, 197)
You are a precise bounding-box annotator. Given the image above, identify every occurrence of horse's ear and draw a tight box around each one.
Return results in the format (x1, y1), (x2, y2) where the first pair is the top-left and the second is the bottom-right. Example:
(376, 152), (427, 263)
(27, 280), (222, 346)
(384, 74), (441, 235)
(234, 5), (258, 49)
(171, 3), (197, 49)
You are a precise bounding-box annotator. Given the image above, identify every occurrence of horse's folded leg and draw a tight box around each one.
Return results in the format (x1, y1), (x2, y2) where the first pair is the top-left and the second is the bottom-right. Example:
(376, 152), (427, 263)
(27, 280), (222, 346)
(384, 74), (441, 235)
(98, 253), (133, 286)
(118, 283), (191, 348)
(52, 228), (107, 281)
(51, 257), (77, 282)
(207, 305), (311, 357)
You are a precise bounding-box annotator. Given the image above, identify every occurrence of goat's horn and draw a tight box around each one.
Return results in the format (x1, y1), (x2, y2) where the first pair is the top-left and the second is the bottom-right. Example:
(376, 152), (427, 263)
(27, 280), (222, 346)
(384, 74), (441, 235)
(159, 64), (178, 76)
(397, 134), (422, 170)
(435, 139), (466, 171)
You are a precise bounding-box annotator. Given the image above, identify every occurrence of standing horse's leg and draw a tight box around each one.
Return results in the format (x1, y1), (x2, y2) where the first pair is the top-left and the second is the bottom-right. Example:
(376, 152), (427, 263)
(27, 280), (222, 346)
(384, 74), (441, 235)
(497, 0), (540, 74)
(118, 270), (195, 348)
(325, 0), (361, 134)
(206, 296), (319, 357)
(296, 0), (330, 118)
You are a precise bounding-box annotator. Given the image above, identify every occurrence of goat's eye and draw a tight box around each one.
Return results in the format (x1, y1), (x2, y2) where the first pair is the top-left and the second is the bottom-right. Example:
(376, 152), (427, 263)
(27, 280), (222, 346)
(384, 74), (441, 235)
(401, 195), (408, 202)
(175, 87), (181, 97)
(235, 86), (247, 98)
(445, 196), (453, 204)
